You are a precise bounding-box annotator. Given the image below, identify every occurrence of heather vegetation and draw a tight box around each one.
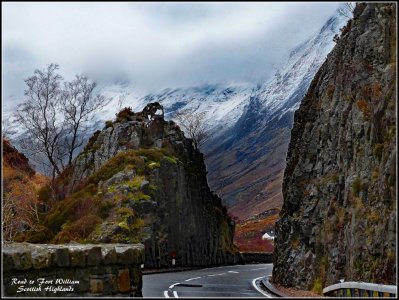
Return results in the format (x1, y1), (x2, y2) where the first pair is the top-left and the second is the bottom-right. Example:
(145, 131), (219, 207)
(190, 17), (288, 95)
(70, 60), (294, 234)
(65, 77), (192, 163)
(234, 213), (277, 253)
(25, 147), (178, 243)
(2, 139), (49, 241)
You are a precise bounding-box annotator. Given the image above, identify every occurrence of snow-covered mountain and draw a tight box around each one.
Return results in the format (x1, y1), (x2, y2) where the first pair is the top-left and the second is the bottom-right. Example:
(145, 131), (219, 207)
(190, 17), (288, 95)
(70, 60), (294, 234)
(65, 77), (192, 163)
(102, 10), (346, 221)
(203, 12), (347, 220)
(97, 81), (256, 140)
(6, 9), (347, 222)
(96, 10), (345, 139)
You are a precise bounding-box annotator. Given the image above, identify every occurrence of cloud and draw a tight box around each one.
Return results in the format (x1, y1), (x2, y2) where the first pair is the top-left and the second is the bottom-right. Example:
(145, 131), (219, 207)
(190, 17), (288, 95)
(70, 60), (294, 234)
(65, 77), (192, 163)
(2, 2), (340, 108)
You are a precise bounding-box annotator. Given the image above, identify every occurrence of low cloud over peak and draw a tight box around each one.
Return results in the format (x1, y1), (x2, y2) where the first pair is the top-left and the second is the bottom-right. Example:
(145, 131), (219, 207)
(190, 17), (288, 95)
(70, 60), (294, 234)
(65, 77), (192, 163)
(2, 2), (340, 107)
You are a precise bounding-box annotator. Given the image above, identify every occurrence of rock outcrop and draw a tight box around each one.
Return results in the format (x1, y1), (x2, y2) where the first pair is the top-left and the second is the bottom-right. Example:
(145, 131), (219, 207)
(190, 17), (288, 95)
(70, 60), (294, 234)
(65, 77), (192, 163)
(273, 3), (396, 291)
(35, 103), (237, 268)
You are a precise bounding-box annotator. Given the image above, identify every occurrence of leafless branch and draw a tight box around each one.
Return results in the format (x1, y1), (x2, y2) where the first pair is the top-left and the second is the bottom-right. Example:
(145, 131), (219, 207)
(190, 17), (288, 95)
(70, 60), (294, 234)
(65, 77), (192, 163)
(60, 75), (111, 165)
(15, 64), (111, 181)
(16, 63), (63, 180)
(174, 108), (211, 150)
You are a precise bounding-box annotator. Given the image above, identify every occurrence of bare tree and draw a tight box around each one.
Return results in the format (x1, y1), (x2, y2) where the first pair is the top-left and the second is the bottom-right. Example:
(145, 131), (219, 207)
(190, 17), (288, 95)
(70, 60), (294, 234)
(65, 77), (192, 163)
(337, 2), (355, 19)
(61, 75), (111, 166)
(16, 63), (64, 180)
(173, 108), (210, 150)
(16, 64), (110, 181)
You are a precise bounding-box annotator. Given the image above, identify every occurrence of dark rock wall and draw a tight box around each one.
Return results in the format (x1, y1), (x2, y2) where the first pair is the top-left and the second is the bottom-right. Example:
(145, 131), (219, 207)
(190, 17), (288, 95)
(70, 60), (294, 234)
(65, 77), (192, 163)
(143, 157), (237, 268)
(273, 3), (396, 289)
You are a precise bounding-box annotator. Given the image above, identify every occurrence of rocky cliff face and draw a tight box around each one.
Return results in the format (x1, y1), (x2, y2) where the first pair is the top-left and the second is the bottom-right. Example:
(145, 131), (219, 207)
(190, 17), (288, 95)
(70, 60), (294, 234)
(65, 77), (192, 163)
(36, 103), (237, 268)
(273, 3), (396, 291)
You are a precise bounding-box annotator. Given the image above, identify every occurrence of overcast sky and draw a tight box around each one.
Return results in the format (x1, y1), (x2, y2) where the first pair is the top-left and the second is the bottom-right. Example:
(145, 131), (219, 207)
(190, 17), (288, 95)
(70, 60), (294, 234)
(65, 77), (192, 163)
(2, 2), (341, 110)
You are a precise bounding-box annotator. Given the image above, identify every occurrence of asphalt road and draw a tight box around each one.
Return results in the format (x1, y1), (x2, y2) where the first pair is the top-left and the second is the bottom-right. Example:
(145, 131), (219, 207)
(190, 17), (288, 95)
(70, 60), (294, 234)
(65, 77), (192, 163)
(143, 263), (273, 298)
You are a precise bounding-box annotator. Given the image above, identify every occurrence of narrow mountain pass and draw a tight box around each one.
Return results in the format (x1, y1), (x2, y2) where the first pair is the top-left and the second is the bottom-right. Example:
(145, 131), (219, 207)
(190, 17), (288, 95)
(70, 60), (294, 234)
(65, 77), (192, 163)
(143, 263), (273, 298)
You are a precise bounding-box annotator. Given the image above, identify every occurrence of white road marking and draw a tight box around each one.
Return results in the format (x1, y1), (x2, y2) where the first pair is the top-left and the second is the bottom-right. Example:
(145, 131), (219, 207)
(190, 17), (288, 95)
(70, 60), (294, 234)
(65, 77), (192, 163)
(185, 277), (202, 281)
(228, 271), (239, 273)
(173, 291), (179, 298)
(164, 290), (170, 298)
(169, 283), (180, 289)
(252, 277), (272, 298)
(207, 273), (226, 277)
(251, 267), (268, 271)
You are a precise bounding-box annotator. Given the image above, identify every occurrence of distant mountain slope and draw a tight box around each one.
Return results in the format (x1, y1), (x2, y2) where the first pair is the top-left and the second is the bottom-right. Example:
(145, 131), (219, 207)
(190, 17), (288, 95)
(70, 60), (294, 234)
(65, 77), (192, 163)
(117, 10), (346, 224)
(205, 11), (347, 220)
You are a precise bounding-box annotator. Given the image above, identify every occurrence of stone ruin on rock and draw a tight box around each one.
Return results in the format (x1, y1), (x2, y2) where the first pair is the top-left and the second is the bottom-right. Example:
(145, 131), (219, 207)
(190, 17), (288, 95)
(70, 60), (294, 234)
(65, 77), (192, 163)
(141, 102), (164, 123)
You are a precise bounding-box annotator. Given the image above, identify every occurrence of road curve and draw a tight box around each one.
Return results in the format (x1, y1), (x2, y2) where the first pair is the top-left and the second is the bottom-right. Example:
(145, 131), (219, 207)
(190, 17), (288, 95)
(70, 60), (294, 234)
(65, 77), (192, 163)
(143, 263), (273, 298)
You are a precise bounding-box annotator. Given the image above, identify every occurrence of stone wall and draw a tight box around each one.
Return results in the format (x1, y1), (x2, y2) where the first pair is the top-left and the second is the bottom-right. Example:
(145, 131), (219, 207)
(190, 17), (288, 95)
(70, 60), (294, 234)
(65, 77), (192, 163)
(2, 243), (144, 297)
